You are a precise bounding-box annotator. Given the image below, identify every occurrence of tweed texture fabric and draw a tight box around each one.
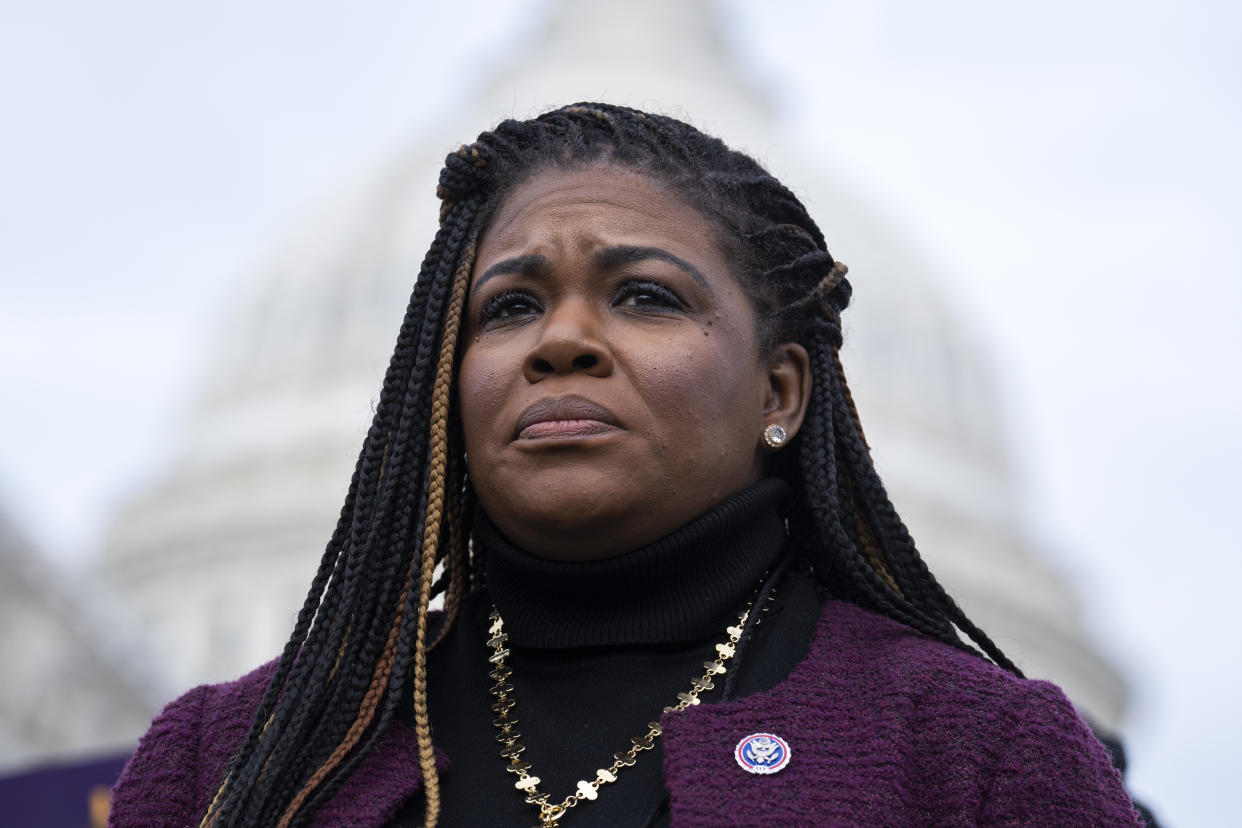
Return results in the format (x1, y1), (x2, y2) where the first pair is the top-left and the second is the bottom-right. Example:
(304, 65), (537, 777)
(110, 601), (1140, 827)
(660, 602), (1140, 826)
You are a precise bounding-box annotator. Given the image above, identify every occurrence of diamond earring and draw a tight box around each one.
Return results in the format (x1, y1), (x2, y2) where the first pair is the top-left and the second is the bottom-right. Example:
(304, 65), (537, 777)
(762, 424), (788, 450)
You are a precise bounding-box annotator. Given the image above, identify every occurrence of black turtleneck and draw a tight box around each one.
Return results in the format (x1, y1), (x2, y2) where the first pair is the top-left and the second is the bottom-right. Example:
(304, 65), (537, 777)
(389, 479), (821, 828)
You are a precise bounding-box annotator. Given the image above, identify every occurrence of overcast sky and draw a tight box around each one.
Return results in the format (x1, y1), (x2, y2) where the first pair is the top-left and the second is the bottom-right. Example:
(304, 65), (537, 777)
(2, 1), (1238, 824)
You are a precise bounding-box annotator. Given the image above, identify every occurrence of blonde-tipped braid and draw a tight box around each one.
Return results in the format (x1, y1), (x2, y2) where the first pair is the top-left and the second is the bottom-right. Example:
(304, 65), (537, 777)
(411, 245), (474, 827)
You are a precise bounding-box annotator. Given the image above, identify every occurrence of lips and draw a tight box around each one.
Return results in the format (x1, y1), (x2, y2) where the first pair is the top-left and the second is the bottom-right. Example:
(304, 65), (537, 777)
(513, 396), (623, 440)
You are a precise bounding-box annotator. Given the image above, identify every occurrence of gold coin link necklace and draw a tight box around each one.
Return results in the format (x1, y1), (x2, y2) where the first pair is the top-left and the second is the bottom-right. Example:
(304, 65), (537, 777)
(486, 593), (765, 826)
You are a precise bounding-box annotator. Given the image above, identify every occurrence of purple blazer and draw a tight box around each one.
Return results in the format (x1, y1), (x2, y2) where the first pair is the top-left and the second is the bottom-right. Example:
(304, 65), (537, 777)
(110, 600), (1142, 826)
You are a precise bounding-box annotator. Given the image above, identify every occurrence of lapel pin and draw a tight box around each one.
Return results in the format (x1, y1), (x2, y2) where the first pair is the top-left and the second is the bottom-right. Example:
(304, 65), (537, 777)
(735, 732), (791, 774)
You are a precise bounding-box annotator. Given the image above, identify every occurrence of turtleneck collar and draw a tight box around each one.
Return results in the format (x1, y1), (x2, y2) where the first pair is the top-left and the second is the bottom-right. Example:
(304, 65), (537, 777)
(477, 478), (790, 649)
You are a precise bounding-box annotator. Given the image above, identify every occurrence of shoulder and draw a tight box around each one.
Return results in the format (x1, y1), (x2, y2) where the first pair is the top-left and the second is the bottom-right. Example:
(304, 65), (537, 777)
(814, 600), (1143, 825)
(109, 660), (277, 827)
(813, 599), (1097, 745)
(818, 599), (1049, 706)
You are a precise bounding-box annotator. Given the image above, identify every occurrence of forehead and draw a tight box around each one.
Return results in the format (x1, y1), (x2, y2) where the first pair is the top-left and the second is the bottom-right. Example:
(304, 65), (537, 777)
(477, 165), (725, 262)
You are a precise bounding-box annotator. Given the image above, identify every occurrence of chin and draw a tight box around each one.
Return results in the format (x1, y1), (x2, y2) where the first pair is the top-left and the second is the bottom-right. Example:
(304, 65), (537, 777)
(481, 486), (657, 559)
(489, 462), (627, 512)
(504, 488), (631, 532)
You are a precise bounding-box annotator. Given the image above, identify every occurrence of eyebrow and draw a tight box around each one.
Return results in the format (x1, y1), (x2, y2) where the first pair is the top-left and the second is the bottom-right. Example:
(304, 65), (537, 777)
(471, 245), (713, 295)
(593, 245), (710, 291)
(473, 253), (550, 292)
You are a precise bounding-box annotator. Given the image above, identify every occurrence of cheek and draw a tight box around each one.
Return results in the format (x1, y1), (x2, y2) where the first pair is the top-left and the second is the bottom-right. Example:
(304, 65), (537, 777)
(457, 345), (510, 448)
(638, 326), (765, 447)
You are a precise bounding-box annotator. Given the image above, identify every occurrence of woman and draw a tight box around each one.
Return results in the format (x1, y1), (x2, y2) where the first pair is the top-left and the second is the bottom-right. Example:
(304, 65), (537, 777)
(110, 104), (1141, 826)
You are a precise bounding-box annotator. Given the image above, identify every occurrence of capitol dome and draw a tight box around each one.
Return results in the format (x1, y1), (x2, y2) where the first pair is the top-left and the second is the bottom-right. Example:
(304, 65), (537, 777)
(98, 0), (1125, 728)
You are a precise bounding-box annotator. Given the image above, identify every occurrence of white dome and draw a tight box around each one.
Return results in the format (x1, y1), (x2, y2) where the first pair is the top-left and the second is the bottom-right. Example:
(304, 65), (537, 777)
(99, 0), (1125, 727)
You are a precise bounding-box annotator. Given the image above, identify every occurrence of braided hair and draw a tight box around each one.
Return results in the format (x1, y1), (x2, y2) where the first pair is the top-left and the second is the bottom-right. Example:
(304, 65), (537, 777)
(199, 103), (1018, 828)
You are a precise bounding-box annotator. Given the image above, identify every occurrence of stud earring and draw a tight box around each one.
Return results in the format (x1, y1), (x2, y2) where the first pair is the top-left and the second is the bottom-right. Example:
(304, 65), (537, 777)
(762, 424), (788, 450)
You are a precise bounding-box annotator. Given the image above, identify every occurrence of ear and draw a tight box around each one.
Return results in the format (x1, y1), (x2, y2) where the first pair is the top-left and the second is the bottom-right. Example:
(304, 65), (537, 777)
(761, 343), (812, 443)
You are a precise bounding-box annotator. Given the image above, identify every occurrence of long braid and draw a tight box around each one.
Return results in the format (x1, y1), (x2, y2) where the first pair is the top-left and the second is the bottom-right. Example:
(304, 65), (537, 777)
(291, 213), (478, 828)
(203, 103), (1019, 826)
(411, 241), (473, 827)
(290, 215), (479, 828)
(200, 164), (480, 825)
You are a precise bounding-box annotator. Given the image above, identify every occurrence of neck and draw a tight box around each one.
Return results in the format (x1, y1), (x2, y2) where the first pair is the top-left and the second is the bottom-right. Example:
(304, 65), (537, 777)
(477, 478), (791, 648)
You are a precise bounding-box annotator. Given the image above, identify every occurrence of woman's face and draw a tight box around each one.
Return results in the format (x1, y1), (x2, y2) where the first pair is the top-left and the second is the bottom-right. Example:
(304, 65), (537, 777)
(459, 165), (803, 561)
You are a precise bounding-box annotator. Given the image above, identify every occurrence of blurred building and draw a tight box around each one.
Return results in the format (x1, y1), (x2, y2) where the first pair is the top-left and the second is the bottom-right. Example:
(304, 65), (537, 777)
(0, 507), (164, 772)
(90, 0), (1125, 766)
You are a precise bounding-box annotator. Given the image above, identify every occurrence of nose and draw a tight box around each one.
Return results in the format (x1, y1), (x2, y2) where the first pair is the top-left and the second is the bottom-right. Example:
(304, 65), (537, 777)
(523, 300), (614, 382)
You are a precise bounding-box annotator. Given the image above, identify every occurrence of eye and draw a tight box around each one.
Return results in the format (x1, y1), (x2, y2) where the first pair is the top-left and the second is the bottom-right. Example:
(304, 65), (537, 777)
(613, 280), (684, 312)
(480, 289), (541, 324)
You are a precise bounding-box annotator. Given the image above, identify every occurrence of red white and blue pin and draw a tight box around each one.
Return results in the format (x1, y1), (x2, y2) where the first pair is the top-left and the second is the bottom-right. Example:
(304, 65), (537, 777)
(734, 732), (791, 774)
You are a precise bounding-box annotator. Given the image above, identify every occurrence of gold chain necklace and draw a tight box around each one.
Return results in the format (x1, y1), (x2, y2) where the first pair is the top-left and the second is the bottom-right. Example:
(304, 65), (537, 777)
(486, 600), (759, 826)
